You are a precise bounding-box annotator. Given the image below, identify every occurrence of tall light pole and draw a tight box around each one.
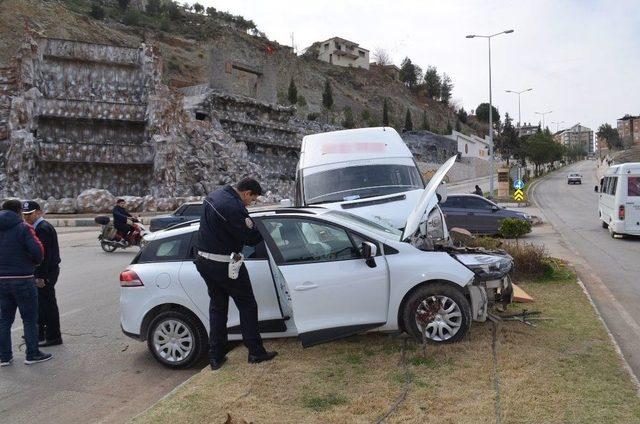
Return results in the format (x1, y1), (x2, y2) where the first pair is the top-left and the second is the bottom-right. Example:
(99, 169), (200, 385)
(551, 120), (565, 133)
(505, 88), (533, 128)
(535, 110), (553, 131)
(466, 29), (514, 198)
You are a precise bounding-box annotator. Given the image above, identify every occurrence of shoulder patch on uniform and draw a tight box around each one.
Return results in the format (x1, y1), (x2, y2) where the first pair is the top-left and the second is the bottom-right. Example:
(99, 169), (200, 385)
(245, 217), (254, 229)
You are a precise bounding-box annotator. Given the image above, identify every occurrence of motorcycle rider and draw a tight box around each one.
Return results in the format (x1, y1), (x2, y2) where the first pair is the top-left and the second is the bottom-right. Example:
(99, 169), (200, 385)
(112, 199), (138, 244)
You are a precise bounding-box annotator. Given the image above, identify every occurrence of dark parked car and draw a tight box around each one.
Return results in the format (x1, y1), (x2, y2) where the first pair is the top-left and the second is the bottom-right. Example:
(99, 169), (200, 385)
(439, 194), (531, 235)
(149, 202), (203, 232)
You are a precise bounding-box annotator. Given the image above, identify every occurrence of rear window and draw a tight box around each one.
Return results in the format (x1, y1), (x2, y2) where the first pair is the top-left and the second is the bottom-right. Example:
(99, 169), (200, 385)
(137, 233), (190, 263)
(182, 204), (203, 217)
(628, 177), (640, 197)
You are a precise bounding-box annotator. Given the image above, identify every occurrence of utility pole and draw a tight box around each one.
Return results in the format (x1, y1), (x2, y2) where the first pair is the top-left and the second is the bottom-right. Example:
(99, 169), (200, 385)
(505, 88), (533, 128)
(466, 29), (514, 198)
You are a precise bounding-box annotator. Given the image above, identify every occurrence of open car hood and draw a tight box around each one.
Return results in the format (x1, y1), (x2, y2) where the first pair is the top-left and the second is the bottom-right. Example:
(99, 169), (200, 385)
(402, 155), (457, 241)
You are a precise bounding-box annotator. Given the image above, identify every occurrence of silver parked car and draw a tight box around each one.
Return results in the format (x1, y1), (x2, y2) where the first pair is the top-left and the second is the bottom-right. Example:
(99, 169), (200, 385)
(567, 173), (582, 184)
(439, 194), (531, 235)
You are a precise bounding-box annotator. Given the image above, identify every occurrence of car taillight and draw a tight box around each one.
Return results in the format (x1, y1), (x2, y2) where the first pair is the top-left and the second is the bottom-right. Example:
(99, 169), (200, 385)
(618, 205), (625, 220)
(120, 270), (143, 287)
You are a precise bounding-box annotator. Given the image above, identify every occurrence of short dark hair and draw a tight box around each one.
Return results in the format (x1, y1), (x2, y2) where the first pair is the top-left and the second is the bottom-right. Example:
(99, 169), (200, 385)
(2, 199), (22, 214)
(116, 198), (125, 203)
(235, 178), (263, 196)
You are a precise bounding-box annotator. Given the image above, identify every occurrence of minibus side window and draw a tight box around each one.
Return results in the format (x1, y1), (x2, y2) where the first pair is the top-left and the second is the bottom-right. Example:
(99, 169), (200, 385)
(602, 177), (610, 194)
(609, 177), (618, 195)
(628, 176), (640, 197)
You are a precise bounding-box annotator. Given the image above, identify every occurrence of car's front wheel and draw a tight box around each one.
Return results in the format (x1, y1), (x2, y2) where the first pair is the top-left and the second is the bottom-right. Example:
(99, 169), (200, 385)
(147, 310), (207, 369)
(402, 282), (471, 344)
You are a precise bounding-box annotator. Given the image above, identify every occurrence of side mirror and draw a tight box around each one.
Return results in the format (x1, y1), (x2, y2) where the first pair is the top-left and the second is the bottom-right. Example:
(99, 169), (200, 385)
(594, 185), (599, 193)
(361, 241), (378, 268)
(280, 199), (293, 207)
(491, 205), (500, 212)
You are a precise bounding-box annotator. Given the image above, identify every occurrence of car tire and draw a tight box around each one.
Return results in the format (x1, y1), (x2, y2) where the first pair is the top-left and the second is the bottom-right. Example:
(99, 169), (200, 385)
(402, 282), (471, 344)
(147, 309), (207, 369)
(601, 221), (608, 229)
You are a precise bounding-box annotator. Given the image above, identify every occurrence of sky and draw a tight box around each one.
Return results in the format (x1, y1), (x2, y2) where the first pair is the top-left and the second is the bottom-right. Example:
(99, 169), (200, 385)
(198, 0), (639, 133)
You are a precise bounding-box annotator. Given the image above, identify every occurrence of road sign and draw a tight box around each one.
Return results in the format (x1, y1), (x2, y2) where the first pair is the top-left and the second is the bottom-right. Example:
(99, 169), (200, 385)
(513, 189), (525, 201)
(514, 179), (524, 190)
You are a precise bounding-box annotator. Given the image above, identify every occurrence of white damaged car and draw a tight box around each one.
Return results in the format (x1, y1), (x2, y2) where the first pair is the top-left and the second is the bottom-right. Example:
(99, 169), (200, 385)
(119, 157), (514, 368)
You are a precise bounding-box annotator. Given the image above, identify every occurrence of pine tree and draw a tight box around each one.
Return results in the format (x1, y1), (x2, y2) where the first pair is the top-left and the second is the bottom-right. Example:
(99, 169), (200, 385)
(446, 122), (453, 134)
(288, 78), (298, 105)
(421, 109), (428, 130)
(322, 79), (333, 110)
(342, 107), (355, 128)
(404, 109), (413, 131)
(440, 74), (453, 104)
(382, 99), (389, 126)
(424, 66), (441, 100)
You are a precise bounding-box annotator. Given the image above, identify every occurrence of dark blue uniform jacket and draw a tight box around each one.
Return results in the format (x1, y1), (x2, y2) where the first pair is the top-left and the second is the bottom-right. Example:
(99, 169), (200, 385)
(0, 210), (44, 279)
(197, 186), (263, 255)
(112, 205), (132, 232)
(34, 220), (61, 280)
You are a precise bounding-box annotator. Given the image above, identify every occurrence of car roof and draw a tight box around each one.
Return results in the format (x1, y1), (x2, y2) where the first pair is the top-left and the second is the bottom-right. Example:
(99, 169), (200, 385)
(146, 207), (331, 241)
(606, 163), (640, 174)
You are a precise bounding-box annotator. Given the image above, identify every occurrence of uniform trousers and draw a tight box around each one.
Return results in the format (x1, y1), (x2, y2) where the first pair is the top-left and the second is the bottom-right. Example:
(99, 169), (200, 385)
(194, 257), (266, 361)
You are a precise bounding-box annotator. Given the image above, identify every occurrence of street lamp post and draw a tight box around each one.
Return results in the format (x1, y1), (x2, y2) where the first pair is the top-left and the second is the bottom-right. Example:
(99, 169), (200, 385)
(466, 29), (514, 198)
(535, 110), (553, 131)
(551, 120), (565, 133)
(505, 88), (533, 128)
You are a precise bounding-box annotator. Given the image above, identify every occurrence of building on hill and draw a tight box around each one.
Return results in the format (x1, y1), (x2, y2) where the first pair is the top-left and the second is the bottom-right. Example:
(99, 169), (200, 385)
(617, 114), (640, 146)
(370, 63), (400, 81)
(518, 123), (539, 137)
(554, 124), (594, 154)
(316, 37), (369, 70)
(445, 130), (490, 160)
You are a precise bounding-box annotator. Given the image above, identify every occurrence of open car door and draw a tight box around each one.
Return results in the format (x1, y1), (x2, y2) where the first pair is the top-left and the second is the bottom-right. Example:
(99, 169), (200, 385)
(257, 216), (389, 347)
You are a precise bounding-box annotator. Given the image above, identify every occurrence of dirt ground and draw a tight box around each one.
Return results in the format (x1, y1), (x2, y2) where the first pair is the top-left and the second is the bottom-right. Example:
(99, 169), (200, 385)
(132, 271), (640, 424)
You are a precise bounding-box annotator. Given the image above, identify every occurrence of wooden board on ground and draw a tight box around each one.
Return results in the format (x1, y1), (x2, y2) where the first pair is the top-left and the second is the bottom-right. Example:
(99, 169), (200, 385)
(513, 283), (534, 303)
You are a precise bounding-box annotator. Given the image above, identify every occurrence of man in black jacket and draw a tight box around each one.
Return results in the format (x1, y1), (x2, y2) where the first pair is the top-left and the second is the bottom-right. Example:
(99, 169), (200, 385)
(112, 198), (134, 240)
(0, 200), (52, 366)
(23, 201), (62, 347)
(195, 178), (277, 370)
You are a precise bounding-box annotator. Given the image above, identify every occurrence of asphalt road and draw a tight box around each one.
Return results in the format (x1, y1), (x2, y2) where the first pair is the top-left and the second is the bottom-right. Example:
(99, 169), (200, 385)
(0, 229), (200, 424)
(531, 160), (640, 380)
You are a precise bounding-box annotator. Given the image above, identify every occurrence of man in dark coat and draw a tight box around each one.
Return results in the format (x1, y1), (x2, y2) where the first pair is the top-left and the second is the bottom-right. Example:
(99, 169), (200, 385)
(0, 200), (52, 366)
(195, 178), (277, 370)
(112, 198), (135, 241)
(23, 201), (62, 346)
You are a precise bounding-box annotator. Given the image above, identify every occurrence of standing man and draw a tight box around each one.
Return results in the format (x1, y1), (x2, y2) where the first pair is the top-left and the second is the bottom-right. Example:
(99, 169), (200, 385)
(195, 178), (277, 370)
(0, 200), (52, 366)
(23, 201), (62, 347)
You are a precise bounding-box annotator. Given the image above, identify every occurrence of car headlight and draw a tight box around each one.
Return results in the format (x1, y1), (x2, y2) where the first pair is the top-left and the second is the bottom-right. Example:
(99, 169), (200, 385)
(426, 208), (444, 240)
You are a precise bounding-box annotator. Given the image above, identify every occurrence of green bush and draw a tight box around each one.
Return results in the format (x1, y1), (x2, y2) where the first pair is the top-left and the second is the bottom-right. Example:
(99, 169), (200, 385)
(123, 10), (141, 26)
(296, 95), (307, 107)
(307, 112), (320, 121)
(342, 106), (355, 128)
(89, 4), (105, 20)
(499, 218), (532, 239)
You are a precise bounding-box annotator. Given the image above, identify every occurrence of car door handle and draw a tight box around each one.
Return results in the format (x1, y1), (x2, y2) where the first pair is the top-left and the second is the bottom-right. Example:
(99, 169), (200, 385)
(294, 282), (318, 291)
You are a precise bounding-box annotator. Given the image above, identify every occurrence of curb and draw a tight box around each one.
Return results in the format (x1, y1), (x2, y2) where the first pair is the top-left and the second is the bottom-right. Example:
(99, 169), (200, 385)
(48, 216), (155, 228)
(576, 279), (640, 395)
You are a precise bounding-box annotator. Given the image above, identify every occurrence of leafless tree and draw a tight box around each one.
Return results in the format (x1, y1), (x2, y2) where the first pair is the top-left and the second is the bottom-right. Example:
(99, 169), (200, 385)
(372, 47), (392, 66)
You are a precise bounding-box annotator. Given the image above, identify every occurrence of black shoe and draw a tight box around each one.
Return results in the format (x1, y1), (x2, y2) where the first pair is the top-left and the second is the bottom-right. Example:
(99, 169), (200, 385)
(210, 356), (227, 371)
(248, 351), (278, 364)
(24, 351), (53, 365)
(39, 338), (63, 347)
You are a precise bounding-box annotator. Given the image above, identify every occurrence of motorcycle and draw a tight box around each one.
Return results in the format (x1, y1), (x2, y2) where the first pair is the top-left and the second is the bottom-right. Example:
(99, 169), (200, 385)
(94, 216), (147, 253)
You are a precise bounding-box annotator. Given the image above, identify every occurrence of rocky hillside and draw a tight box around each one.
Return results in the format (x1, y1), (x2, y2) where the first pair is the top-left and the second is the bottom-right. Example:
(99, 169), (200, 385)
(0, 0), (474, 135)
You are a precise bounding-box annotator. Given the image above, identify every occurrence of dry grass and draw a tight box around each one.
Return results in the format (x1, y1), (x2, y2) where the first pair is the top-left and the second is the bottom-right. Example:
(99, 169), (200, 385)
(132, 270), (640, 424)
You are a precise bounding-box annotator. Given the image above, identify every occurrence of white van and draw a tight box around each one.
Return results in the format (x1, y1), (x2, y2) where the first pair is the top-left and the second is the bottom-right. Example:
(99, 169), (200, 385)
(598, 162), (640, 237)
(294, 127), (434, 230)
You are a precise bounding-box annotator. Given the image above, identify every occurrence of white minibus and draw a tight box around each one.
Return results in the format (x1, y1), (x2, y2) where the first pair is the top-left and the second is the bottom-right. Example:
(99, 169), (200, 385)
(598, 162), (640, 237)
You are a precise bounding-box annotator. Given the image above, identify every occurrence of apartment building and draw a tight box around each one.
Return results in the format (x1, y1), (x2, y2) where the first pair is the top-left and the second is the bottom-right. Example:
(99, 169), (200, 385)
(617, 114), (640, 146)
(317, 37), (370, 70)
(555, 124), (594, 154)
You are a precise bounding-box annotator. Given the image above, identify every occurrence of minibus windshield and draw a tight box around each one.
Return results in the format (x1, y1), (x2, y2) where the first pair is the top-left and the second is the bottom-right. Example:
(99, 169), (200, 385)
(304, 164), (423, 205)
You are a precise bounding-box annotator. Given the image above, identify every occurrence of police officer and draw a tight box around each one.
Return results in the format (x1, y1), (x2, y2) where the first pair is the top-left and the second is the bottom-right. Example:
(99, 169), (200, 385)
(112, 198), (135, 241)
(195, 178), (277, 370)
(22, 201), (62, 347)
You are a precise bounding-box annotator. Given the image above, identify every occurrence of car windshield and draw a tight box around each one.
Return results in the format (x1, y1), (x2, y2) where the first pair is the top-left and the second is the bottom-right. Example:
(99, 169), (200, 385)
(324, 210), (403, 240)
(303, 164), (423, 205)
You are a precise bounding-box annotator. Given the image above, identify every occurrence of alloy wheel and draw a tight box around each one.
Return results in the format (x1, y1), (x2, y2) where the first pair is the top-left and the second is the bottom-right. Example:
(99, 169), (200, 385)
(153, 319), (194, 364)
(415, 295), (463, 342)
